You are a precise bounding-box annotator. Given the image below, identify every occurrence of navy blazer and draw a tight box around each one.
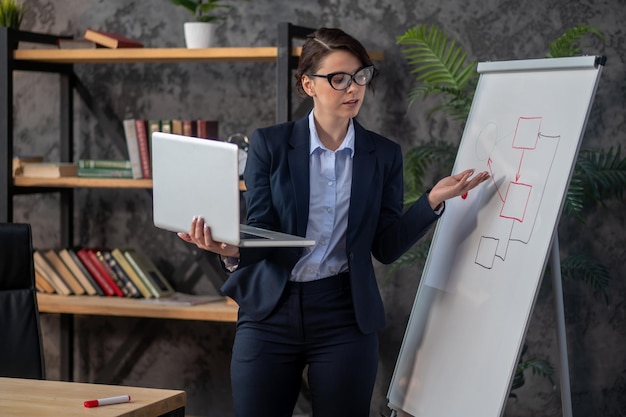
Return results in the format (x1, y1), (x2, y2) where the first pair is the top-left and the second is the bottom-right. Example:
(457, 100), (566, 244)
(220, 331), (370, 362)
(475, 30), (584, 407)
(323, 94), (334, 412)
(220, 116), (440, 334)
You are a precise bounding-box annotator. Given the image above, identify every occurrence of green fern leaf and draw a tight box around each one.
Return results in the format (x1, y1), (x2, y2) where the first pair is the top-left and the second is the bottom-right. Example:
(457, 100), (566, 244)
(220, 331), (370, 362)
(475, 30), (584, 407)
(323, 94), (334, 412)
(546, 24), (605, 58)
(398, 24), (477, 94)
(560, 254), (611, 303)
(574, 146), (626, 203)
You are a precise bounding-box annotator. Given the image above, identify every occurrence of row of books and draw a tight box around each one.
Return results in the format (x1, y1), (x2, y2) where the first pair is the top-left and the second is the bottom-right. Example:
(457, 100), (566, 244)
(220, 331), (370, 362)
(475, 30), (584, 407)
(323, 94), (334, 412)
(32, 247), (175, 298)
(124, 118), (219, 179)
(13, 157), (136, 179)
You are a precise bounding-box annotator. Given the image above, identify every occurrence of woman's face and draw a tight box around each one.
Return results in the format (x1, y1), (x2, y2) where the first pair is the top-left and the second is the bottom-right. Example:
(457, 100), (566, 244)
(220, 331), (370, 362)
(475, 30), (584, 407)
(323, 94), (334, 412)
(302, 50), (366, 121)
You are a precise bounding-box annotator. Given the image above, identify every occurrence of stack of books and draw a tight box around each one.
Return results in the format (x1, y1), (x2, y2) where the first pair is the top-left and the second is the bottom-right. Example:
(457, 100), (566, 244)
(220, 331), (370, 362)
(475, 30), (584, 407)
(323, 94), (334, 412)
(77, 159), (134, 178)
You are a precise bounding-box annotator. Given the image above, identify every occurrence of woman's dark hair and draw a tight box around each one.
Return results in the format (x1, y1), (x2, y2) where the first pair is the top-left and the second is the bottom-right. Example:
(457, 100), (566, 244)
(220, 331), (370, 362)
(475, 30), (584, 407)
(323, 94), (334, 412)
(295, 28), (376, 97)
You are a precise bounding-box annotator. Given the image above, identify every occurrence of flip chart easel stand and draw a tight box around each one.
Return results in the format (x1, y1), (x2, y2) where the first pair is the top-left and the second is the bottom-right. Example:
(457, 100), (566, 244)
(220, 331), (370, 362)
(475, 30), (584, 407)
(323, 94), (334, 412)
(388, 233), (573, 417)
(550, 233), (573, 417)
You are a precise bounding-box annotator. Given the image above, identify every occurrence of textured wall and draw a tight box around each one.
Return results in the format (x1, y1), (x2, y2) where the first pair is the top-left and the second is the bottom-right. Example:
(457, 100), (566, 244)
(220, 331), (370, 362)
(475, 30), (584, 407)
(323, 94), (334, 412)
(12, 0), (625, 416)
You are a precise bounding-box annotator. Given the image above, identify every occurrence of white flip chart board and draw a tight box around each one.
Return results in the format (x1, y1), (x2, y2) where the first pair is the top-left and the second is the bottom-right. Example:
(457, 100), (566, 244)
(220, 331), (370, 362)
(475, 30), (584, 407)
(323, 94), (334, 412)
(387, 56), (605, 417)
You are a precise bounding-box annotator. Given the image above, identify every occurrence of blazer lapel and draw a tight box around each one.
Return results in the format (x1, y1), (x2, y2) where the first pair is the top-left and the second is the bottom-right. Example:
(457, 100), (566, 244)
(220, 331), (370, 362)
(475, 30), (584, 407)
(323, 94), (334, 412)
(347, 120), (376, 245)
(288, 118), (311, 237)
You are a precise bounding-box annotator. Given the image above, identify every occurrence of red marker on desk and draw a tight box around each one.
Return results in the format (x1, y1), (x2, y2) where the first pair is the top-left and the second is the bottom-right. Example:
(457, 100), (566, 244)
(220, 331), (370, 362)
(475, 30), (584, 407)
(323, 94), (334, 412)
(84, 395), (131, 408)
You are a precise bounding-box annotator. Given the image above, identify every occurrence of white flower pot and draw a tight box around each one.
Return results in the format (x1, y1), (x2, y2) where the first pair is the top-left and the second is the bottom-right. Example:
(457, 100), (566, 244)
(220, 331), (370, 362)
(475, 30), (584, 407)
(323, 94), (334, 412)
(183, 22), (217, 49)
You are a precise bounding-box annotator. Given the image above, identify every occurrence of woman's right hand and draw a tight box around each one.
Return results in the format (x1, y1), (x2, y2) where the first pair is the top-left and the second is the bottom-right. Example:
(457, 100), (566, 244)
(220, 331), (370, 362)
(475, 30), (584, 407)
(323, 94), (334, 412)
(177, 216), (240, 258)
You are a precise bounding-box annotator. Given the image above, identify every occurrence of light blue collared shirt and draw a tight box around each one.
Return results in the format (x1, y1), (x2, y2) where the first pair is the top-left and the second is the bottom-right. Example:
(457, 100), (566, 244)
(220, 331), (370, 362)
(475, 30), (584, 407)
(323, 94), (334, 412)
(290, 111), (354, 282)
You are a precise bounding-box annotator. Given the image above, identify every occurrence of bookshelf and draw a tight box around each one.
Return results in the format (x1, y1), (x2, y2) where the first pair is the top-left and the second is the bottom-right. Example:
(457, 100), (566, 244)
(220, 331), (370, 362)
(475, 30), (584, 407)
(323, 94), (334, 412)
(1, 23), (383, 382)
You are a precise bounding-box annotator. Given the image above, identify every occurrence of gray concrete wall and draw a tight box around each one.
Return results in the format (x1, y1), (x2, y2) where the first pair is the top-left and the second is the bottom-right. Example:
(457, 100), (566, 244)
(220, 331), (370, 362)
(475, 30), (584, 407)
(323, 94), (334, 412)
(12, 0), (625, 416)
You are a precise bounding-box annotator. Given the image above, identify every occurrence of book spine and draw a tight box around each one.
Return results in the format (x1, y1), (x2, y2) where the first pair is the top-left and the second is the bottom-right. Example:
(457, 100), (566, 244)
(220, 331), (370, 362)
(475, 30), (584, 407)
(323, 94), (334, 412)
(123, 251), (160, 298)
(76, 249), (118, 296)
(135, 119), (151, 178)
(182, 120), (196, 137)
(33, 251), (72, 295)
(130, 250), (175, 295)
(34, 269), (56, 293)
(94, 250), (130, 297)
(44, 249), (86, 295)
(58, 249), (97, 296)
(78, 159), (132, 169)
(102, 251), (141, 298)
(68, 249), (104, 296)
(77, 167), (134, 178)
(111, 248), (153, 298)
(171, 120), (183, 135)
(196, 120), (207, 139)
(123, 119), (143, 179)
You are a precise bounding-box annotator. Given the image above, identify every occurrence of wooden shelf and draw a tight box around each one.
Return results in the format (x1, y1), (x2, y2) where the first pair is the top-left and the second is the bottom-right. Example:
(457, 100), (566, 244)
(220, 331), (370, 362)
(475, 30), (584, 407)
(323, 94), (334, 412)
(13, 46), (384, 64)
(14, 176), (152, 188)
(13, 176), (246, 190)
(37, 293), (239, 322)
(15, 47), (281, 64)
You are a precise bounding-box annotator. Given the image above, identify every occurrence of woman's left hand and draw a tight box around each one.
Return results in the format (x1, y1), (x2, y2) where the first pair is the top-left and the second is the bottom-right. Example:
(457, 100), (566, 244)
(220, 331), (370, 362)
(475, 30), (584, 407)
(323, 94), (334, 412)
(428, 169), (490, 210)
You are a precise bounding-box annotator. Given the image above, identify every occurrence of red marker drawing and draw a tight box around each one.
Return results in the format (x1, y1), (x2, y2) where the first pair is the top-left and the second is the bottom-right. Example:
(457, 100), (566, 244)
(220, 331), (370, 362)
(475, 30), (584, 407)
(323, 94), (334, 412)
(84, 395), (131, 408)
(462, 192), (468, 199)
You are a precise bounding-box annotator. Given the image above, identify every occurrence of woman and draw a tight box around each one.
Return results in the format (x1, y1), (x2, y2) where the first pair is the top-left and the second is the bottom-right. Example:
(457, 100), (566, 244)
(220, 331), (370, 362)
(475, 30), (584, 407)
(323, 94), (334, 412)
(178, 27), (489, 417)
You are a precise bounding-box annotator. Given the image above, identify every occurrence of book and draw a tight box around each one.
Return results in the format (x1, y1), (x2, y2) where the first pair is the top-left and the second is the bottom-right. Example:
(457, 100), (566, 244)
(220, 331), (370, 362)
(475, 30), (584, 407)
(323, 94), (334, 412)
(58, 248), (98, 296)
(111, 248), (153, 298)
(66, 248), (105, 296)
(33, 250), (72, 295)
(12, 155), (44, 176)
(101, 250), (141, 298)
(57, 38), (98, 49)
(83, 29), (144, 49)
(160, 120), (172, 134)
(77, 167), (134, 178)
(76, 248), (124, 297)
(196, 120), (219, 140)
(148, 120), (160, 159)
(182, 120), (196, 137)
(171, 120), (183, 135)
(134, 119), (151, 178)
(94, 250), (132, 297)
(43, 249), (86, 295)
(77, 159), (132, 169)
(34, 269), (56, 294)
(123, 249), (174, 298)
(123, 119), (143, 179)
(20, 162), (77, 178)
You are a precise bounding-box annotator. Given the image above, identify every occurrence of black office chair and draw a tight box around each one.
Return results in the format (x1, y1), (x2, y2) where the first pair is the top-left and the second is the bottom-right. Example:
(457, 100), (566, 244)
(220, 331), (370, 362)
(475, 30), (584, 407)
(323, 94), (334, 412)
(0, 223), (46, 379)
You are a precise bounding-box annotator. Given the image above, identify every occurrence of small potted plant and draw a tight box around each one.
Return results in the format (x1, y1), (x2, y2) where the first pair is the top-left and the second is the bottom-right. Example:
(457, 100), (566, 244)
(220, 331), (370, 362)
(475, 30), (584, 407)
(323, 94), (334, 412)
(0, 0), (27, 30)
(170, 0), (234, 48)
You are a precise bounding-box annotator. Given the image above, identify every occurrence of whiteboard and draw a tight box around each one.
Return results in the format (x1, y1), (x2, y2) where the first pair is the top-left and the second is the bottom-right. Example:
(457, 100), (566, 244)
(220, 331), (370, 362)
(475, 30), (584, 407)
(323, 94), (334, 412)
(387, 56), (605, 417)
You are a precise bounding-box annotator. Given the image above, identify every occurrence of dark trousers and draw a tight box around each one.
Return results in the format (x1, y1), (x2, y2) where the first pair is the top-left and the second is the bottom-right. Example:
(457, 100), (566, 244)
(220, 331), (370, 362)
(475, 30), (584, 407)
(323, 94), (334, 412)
(231, 273), (379, 417)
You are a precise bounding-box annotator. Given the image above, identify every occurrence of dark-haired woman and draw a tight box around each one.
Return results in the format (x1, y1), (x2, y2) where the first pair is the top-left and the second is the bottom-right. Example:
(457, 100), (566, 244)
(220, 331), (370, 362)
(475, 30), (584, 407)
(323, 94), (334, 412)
(179, 27), (489, 417)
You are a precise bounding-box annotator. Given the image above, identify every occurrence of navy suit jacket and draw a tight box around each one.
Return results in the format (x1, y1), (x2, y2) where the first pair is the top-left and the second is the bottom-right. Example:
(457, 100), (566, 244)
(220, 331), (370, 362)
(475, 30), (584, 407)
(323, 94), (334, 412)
(220, 116), (440, 334)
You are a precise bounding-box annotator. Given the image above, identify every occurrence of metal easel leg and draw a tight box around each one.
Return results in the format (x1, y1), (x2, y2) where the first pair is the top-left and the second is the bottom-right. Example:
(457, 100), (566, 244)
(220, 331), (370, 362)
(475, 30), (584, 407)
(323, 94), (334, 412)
(550, 234), (573, 417)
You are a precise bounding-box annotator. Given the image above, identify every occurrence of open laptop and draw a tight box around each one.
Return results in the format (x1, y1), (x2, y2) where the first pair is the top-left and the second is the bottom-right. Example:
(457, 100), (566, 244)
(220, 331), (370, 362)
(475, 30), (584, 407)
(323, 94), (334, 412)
(151, 132), (315, 248)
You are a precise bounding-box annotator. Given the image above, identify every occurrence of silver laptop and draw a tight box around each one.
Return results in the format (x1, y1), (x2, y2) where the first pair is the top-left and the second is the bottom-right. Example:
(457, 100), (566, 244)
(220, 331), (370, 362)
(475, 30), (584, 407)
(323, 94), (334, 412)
(151, 132), (315, 248)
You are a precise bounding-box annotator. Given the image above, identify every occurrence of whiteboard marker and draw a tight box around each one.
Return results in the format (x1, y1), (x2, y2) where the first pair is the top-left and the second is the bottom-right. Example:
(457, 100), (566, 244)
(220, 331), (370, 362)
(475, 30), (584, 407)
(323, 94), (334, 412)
(84, 394), (131, 408)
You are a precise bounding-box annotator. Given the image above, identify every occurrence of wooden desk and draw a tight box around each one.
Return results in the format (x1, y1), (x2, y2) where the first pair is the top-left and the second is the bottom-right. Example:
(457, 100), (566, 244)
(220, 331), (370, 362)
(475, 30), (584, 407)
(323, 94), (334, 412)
(0, 377), (185, 417)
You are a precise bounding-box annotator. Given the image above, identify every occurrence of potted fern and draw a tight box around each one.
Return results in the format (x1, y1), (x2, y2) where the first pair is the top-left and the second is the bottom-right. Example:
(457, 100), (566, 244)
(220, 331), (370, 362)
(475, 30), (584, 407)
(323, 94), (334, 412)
(0, 0), (27, 29)
(170, 0), (236, 48)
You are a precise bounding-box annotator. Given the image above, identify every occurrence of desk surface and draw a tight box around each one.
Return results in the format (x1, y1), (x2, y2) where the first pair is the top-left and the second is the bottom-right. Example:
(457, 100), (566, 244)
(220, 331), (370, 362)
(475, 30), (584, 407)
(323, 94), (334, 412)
(0, 377), (186, 417)
(37, 293), (238, 322)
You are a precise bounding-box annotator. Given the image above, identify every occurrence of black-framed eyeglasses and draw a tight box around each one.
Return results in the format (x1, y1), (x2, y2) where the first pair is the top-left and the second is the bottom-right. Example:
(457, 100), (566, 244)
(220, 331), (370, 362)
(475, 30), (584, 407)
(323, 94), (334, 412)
(308, 66), (376, 91)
